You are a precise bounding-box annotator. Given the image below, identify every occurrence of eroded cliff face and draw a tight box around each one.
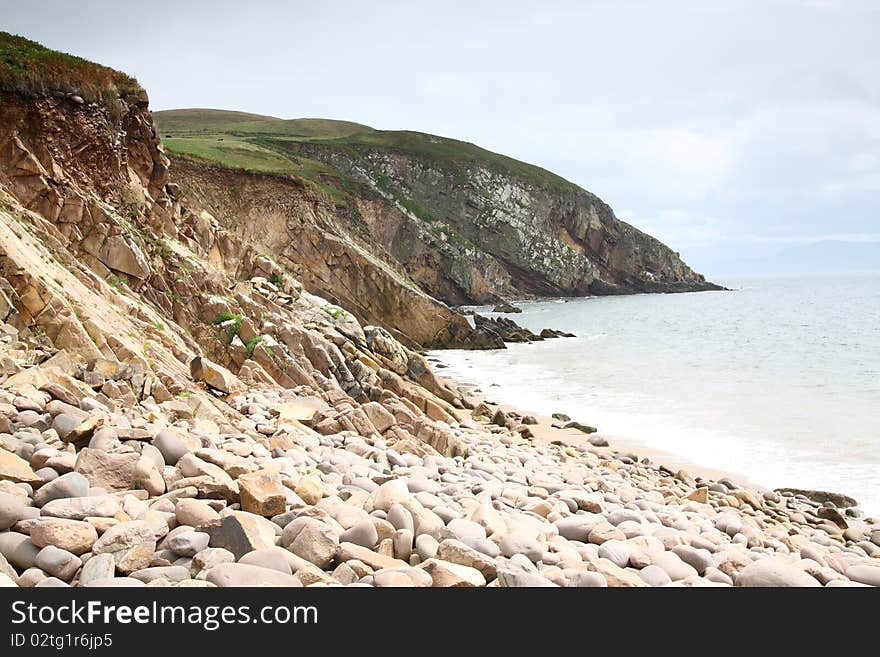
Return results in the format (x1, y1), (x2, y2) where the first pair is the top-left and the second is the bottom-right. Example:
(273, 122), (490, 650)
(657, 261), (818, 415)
(0, 83), (475, 425)
(165, 158), (481, 349)
(0, 90), (170, 230)
(292, 144), (722, 301)
(0, 91), (485, 351)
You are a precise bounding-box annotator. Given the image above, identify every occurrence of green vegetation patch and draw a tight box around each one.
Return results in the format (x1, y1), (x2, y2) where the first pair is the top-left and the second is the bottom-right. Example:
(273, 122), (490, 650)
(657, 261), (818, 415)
(153, 109), (373, 140)
(163, 137), (301, 175)
(107, 274), (128, 290)
(0, 32), (143, 110)
(211, 311), (243, 339)
(154, 109), (581, 192)
(323, 305), (347, 321)
(244, 336), (263, 356)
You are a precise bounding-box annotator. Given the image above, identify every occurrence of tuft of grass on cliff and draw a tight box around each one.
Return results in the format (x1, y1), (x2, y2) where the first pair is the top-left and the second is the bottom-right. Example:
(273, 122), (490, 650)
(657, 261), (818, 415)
(0, 32), (144, 108)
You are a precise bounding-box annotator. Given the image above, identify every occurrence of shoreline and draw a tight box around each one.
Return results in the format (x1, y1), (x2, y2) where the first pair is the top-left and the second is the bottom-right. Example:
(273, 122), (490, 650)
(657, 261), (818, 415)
(429, 352), (879, 522)
(444, 375), (769, 495)
(427, 281), (880, 520)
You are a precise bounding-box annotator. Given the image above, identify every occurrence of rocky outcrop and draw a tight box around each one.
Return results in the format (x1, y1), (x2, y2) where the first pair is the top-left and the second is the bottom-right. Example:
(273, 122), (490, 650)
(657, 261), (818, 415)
(472, 314), (575, 344)
(0, 36), (476, 429)
(165, 158), (483, 349)
(288, 139), (723, 303)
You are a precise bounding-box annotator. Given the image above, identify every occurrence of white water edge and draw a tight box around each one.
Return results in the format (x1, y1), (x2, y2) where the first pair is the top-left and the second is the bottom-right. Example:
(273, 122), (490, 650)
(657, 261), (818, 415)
(428, 273), (880, 516)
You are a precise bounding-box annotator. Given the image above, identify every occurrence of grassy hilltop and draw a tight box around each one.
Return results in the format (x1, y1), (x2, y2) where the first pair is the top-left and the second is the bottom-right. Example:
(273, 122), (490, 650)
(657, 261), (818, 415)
(153, 108), (578, 199)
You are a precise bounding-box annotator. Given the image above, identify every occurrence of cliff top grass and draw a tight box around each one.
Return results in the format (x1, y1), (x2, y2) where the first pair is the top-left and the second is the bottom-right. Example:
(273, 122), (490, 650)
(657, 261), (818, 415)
(154, 109), (373, 140)
(161, 137), (302, 175)
(154, 109), (579, 193)
(0, 32), (143, 108)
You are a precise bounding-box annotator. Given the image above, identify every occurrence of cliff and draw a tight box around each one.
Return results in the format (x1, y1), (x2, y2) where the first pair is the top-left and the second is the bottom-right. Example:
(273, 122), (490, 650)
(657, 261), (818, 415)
(165, 157), (478, 349)
(155, 110), (722, 306)
(0, 31), (473, 409)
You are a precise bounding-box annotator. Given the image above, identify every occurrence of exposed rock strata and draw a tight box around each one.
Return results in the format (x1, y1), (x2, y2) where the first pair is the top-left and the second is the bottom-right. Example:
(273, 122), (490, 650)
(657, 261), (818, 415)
(288, 140), (724, 303)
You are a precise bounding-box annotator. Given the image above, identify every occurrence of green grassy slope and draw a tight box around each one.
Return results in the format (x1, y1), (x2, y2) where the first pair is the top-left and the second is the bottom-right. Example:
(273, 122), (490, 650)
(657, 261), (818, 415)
(153, 108), (579, 193)
(307, 130), (578, 192)
(155, 110), (383, 205)
(154, 109), (373, 140)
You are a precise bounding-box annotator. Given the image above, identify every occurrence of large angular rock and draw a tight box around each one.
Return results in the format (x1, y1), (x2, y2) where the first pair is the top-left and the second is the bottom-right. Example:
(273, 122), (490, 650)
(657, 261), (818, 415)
(173, 453), (238, 500)
(99, 235), (151, 279)
(282, 517), (340, 569)
(74, 449), (139, 492)
(238, 469), (286, 517)
(684, 488), (709, 504)
(190, 357), (245, 394)
(91, 520), (157, 575)
(418, 558), (486, 587)
(0, 450), (41, 484)
(206, 511), (277, 559)
(361, 402), (396, 433)
(436, 539), (497, 579)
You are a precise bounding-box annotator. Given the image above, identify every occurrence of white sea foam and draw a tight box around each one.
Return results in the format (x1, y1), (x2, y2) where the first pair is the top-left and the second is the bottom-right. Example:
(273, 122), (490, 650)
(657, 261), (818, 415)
(430, 273), (880, 515)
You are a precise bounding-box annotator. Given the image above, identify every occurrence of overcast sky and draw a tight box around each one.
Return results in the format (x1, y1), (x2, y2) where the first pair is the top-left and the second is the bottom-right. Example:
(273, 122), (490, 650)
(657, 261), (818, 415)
(4, 0), (879, 275)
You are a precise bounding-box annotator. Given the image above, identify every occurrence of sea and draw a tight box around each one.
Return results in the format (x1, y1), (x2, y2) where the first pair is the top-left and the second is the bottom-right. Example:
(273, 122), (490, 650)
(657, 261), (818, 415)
(428, 273), (880, 515)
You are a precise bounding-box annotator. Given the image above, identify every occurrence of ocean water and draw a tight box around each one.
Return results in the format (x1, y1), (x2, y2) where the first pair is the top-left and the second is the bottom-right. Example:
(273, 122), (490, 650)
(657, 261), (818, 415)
(428, 273), (880, 515)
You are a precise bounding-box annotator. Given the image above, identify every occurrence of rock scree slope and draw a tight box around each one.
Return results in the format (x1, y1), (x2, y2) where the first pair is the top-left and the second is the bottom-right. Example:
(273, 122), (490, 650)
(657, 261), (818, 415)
(0, 33), (875, 590)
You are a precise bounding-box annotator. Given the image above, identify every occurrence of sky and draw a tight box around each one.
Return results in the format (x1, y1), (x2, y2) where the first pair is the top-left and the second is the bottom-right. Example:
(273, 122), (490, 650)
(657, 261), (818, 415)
(3, 0), (879, 276)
